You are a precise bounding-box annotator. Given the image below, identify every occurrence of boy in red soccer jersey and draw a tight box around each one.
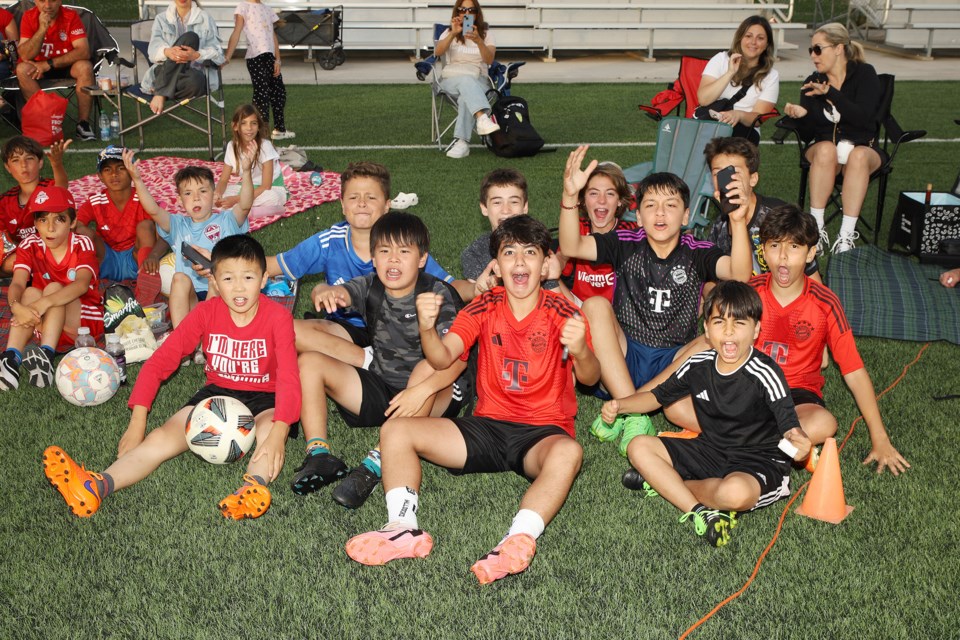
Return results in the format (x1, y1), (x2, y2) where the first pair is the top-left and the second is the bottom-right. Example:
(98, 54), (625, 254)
(42, 235), (300, 519)
(0, 186), (103, 391)
(345, 216), (600, 584)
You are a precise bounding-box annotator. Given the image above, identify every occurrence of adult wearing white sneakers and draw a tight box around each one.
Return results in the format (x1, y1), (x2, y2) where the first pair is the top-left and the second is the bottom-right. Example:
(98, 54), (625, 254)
(435, 0), (499, 159)
(783, 23), (883, 255)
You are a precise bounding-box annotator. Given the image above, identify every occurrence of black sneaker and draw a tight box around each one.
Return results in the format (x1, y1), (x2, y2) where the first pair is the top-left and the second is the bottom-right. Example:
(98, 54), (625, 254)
(290, 450), (348, 495)
(679, 508), (738, 547)
(22, 345), (54, 387)
(75, 120), (95, 141)
(332, 465), (380, 509)
(0, 350), (19, 391)
(621, 468), (659, 496)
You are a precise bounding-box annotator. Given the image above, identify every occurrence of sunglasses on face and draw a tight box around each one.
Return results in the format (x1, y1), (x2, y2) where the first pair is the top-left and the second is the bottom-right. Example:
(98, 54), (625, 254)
(808, 44), (834, 56)
(457, 6), (477, 13)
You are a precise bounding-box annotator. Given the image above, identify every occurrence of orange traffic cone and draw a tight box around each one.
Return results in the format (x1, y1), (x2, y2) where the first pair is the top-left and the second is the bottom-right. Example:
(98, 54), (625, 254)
(796, 437), (854, 524)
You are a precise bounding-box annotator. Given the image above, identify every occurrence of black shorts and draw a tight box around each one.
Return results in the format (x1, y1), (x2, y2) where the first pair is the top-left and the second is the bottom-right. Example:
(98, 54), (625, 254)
(334, 367), (464, 428)
(184, 384), (276, 417)
(791, 388), (826, 408)
(450, 417), (569, 477)
(327, 317), (372, 348)
(660, 437), (792, 511)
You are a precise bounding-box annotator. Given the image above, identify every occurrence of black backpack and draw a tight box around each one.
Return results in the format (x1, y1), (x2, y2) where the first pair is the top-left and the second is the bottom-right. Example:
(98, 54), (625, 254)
(485, 95), (545, 158)
(365, 271), (478, 415)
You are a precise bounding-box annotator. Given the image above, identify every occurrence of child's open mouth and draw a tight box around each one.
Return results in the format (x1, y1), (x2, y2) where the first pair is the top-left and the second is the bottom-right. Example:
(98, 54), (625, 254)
(776, 265), (791, 285)
(233, 297), (248, 307)
(512, 272), (529, 286)
(385, 268), (402, 281)
(721, 341), (739, 359)
(192, 206), (202, 213)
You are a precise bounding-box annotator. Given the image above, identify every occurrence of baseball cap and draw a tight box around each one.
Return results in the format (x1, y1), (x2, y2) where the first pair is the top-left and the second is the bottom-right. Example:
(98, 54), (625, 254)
(28, 186), (76, 214)
(97, 145), (125, 172)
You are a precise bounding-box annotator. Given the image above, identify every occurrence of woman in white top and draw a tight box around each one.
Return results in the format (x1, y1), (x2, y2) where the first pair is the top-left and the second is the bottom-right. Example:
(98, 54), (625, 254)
(698, 16), (779, 144)
(434, 0), (500, 159)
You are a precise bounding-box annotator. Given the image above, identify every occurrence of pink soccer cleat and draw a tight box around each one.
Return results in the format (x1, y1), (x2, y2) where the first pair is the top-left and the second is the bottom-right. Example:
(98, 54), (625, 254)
(345, 526), (434, 566)
(470, 533), (537, 584)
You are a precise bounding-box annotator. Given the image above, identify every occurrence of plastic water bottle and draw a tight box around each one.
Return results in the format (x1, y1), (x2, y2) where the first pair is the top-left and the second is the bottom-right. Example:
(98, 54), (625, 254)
(110, 112), (120, 140)
(99, 113), (110, 141)
(105, 333), (127, 384)
(75, 326), (96, 348)
(310, 171), (323, 187)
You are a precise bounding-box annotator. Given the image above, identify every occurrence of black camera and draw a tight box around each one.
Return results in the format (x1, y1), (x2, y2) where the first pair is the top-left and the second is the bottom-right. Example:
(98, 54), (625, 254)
(0, 40), (18, 65)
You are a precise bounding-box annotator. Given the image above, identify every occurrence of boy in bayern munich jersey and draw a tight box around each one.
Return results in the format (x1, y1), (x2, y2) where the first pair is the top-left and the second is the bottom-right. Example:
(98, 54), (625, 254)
(43, 235), (301, 519)
(0, 186), (103, 391)
(345, 216), (600, 584)
(558, 146), (752, 454)
(605, 281), (812, 547)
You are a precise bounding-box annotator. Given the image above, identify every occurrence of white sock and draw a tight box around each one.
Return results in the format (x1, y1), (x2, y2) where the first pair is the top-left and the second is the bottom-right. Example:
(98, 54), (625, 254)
(385, 486), (419, 529)
(506, 508), (545, 541)
(810, 208), (825, 230)
(361, 346), (374, 370)
(840, 214), (858, 237)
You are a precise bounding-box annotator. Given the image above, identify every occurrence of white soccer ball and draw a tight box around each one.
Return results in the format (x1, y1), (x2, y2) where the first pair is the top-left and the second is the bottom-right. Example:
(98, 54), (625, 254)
(158, 251), (177, 296)
(55, 347), (122, 407)
(185, 396), (256, 464)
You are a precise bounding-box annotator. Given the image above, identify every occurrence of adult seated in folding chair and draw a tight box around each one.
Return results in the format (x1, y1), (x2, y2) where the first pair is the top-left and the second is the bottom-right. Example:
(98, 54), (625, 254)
(783, 23), (883, 255)
(435, 0), (500, 159)
(697, 16), (779, 145)
(141, 0), (224, 115)
(0, 7), (18, 81)
(15, 0), (95, 139)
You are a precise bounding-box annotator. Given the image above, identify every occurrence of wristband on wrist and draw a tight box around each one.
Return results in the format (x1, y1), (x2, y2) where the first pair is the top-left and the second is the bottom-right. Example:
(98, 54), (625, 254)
(560, 200), (578, 210)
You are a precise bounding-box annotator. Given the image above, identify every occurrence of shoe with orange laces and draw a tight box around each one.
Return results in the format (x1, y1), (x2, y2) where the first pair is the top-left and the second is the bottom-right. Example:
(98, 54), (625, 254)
(345, 525), (434, 565)
(42, 446), (103, 517)
(218, 474), (272, 520)
(470, 533), (537, 585)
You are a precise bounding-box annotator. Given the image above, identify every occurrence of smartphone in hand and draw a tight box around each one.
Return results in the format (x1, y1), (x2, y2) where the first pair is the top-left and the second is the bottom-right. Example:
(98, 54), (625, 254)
(716, 165), (738, 215)
(181, 241), (213, 272)
(462, 14), (475, 34)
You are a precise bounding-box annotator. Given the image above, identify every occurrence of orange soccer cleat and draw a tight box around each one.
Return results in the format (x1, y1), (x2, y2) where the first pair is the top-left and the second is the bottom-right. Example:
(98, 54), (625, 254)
(345, 526), (434, 566)
(218, 474), (272, 520)
(42, 446), (103, 517)
(470, 533), (537, 585)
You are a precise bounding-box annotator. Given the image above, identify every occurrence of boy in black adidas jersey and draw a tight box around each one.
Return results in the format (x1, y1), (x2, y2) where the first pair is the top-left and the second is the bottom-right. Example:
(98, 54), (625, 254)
(601, 281), (811, 547)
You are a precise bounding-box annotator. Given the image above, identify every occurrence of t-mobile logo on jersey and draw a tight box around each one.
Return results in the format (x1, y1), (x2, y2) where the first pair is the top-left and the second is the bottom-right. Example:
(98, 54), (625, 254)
(648, 288), (671, 313)
(501, 358), (529, 392)
(761, 340), (789, 365)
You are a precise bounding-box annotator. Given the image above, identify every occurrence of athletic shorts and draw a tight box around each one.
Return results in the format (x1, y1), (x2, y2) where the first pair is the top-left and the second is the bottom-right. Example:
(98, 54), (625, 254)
(38, 319), (105, 352)
(449, 417), (569, 477)
(184, 383), (276, 417)
(660, 437), (792, 512)
(591, 338), (680, 399)
(327, 316), (372, 348)
(100, 245), (139, 282)
(334, 366), (464, 428)
(791, 388), (826, 408)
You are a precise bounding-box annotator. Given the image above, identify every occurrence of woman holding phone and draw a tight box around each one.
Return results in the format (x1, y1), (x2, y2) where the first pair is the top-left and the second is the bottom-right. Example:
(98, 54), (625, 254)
(783, 23), (882, 255)
(434, 0), (499, 159)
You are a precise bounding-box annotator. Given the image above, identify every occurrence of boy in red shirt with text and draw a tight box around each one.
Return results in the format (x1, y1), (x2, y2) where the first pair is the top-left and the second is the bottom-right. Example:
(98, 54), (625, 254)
(345, 216), (600, 584)
(42, 235), (301, 518)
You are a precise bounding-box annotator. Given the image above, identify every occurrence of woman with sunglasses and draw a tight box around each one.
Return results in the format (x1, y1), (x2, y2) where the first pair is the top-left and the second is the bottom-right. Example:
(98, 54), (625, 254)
(697, 16), (779, 144)
(434, 0), (500, 159)
(783, 23), (882, 254)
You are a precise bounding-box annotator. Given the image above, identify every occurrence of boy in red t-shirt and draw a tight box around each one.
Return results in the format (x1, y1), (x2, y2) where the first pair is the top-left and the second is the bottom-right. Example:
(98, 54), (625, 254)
(42, 235), (302, 519)
(0, 186), (103, 391)
(345, 216), (600, 585)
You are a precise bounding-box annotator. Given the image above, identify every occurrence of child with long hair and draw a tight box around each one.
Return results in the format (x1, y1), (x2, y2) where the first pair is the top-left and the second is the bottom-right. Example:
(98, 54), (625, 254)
(223, 0), (294, 139)
(215, 104), (287, 220)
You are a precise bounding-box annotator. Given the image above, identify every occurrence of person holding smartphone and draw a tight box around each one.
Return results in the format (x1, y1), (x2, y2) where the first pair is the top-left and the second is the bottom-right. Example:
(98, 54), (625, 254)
(433, 0), (500, 159)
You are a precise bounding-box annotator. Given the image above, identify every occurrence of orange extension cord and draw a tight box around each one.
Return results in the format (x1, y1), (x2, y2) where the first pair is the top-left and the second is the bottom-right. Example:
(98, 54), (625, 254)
(678, 343), (929, 640)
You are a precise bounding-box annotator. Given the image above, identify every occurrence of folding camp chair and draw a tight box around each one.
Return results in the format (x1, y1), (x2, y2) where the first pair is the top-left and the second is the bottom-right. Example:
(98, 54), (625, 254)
(0, 3), (119, 132)
(414, 23), (524, 150)
(623, 117), (733, 238)
(772, 74), (926, 244)
(102, 20), (226, 160)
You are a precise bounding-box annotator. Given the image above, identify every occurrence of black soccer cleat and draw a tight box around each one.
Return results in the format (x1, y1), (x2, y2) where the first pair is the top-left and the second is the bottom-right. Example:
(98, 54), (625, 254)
(332, 465), (380, 510)
(22, 345), (54, 388)
(290, 451), (348, 495)
(622, 468), (659, 496)
(0, 350), (20, 391)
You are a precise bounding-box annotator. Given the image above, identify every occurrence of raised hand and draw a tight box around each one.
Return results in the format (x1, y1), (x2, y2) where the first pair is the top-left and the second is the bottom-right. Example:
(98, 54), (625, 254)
(563, 145), (598, 199)
(415, 292), (443, 331)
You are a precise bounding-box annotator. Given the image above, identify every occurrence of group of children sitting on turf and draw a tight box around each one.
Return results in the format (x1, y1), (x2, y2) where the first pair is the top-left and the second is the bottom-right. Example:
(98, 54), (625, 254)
(11, 131), (909, 585)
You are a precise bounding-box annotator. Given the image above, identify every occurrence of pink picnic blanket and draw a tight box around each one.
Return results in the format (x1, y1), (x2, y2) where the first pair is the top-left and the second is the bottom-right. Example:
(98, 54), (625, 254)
(67, 156), (340, 232)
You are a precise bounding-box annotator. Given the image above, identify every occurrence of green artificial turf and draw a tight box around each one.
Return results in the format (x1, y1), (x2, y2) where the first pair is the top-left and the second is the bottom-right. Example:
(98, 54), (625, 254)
(1, 80), (958, 639)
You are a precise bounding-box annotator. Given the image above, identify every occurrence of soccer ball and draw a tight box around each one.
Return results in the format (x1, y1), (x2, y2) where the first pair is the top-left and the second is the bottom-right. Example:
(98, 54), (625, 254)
(158, 251), (177, 296)
(185, 396), (256, 464)
(55, 347), (122, 407)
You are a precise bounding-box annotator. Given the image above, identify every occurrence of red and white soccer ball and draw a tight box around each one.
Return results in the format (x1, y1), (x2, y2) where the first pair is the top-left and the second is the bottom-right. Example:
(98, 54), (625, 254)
(185, 396), (256, 464)
(55, 347), (122, 407)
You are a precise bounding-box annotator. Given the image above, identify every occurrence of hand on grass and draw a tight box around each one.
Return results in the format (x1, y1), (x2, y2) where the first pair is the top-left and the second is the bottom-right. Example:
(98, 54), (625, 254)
(863, 441), (910, 476)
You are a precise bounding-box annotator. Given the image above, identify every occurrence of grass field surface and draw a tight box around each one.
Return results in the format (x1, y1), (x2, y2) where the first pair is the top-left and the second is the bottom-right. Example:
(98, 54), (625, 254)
(2, 80), (959, 639)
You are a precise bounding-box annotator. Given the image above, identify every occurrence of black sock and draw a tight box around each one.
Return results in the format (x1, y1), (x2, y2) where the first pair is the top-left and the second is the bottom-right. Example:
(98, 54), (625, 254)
(95, 472), (115, 498)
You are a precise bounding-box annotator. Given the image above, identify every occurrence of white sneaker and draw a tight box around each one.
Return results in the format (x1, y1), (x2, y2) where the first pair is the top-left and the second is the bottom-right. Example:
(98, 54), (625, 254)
(831, 230), (859, 254)
(193, 348), (206, 365)
(391, 192), (419, 210)
(475, 113), (500, 136)
(816, 227), (830, 255)
(445, 139), (470, 159)
(272, 129), (296, 140)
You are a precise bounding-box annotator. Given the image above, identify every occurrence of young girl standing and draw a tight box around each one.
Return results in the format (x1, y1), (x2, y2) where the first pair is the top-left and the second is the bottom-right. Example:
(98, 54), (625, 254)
(215, 104), (287, 219)
(224, 0), (294, 139)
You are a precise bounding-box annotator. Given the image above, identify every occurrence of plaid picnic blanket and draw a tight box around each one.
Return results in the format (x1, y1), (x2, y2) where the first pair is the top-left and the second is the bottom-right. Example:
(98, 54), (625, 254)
(827, 245), (960, 345)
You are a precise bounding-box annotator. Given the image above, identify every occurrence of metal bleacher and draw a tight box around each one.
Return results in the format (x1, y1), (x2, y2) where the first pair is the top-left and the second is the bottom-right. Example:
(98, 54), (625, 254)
(137, 0), (804, 61)
(847, 0), (960, 58)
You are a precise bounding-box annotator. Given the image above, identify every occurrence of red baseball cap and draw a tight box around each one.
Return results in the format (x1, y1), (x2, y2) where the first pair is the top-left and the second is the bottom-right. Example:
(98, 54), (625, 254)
(28, 186), (76, 215)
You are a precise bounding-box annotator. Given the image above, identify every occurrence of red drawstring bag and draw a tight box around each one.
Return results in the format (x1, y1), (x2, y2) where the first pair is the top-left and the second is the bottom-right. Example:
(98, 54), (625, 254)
(21, 91), (68, 145)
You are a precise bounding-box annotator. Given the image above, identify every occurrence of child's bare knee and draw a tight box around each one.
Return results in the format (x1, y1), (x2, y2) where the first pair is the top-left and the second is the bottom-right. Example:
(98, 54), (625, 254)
(627, 435), (660, 463)
(549, 437), (583, 471)
(581, 295), (613, 322)
(41, 282), (63, 294)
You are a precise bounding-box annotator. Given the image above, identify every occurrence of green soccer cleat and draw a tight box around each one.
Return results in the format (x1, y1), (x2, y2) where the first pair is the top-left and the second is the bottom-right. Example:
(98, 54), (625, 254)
(590, 414), (624, 443)
(618, 414), (655, 457)
(679, 508), (738, 547)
